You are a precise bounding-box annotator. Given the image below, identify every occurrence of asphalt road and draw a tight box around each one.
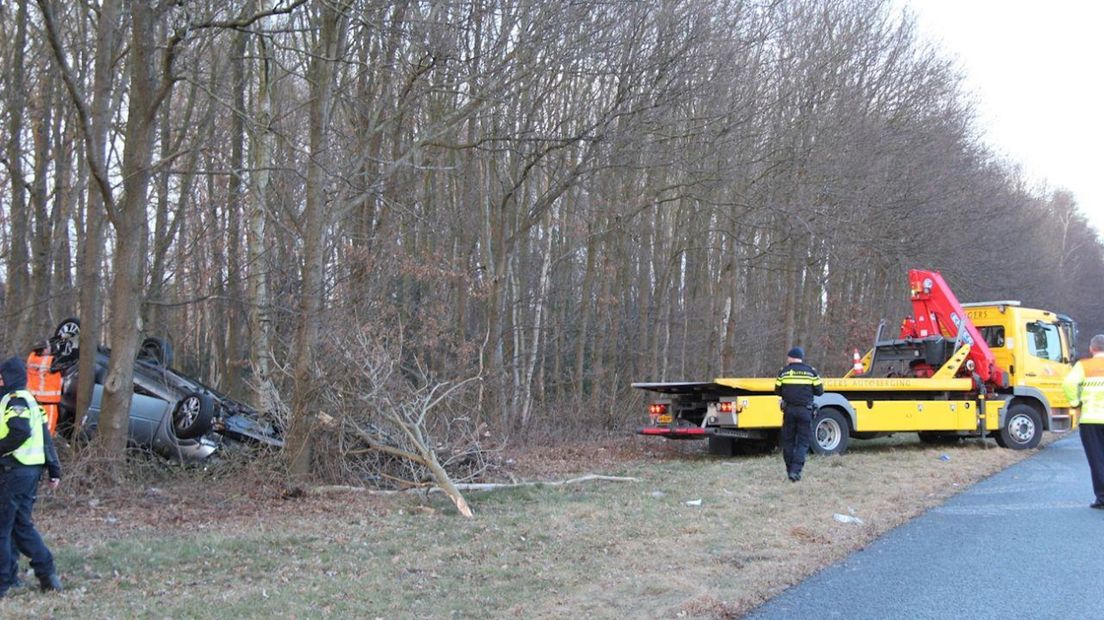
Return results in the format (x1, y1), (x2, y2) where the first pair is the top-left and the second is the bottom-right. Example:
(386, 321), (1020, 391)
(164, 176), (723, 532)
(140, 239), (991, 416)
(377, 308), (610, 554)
(748, 434), (1101, 620)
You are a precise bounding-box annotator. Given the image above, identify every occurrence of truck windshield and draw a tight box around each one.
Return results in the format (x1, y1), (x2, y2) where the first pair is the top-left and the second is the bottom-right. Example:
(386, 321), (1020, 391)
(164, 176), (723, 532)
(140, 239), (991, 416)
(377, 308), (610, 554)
(1026, 321), (1062, 362)
(1058, 318), (1077, 361)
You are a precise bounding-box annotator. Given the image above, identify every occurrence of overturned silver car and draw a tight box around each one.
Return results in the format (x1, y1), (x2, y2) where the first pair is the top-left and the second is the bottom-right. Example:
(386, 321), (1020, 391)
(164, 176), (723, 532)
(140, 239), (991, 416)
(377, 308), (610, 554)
(33, 318), (283, 462)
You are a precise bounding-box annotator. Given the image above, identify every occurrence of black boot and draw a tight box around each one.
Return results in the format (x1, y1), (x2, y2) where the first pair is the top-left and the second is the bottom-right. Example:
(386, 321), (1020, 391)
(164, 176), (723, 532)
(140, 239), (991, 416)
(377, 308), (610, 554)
(39, 574), (62, 592)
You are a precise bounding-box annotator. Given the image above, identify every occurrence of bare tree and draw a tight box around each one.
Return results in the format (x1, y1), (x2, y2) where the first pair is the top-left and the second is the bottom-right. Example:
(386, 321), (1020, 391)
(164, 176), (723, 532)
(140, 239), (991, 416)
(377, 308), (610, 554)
(5, 0), (1103, 487)
(285, 0), (352, 477)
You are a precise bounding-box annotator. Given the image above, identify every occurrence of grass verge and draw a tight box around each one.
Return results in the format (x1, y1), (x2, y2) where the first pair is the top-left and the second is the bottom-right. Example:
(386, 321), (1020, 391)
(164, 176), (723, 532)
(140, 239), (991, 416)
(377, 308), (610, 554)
(0, 433), (1062, 619)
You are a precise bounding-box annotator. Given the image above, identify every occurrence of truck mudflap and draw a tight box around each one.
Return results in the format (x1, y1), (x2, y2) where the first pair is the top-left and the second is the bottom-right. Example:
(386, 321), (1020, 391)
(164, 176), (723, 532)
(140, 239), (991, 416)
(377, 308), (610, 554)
(637, 426), (708, 439)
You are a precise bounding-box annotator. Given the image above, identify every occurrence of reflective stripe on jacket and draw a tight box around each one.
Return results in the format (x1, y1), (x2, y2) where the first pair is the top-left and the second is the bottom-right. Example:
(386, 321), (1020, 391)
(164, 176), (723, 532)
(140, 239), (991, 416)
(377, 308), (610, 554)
(27, 352), (62, 403)
(1064, 356), (1104, 425)
(774, 362), (825, 408)
(0, 390), (46, 465)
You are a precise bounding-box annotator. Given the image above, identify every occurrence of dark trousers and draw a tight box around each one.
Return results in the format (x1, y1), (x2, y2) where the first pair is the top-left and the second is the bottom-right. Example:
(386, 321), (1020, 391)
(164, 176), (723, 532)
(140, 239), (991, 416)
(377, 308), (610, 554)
(781, 406), (813, 476)
(0, 465), (54, 593)
(1080, 423), (1104, 502)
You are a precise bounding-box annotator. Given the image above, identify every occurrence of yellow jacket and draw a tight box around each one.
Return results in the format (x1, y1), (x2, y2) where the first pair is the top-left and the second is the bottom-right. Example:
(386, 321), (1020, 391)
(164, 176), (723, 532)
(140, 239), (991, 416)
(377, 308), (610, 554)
(1064, 354), (1104, 424)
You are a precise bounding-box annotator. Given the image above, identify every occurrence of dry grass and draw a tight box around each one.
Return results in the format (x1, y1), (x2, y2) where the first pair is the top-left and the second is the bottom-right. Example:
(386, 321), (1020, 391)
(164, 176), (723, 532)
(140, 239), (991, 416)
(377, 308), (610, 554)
(0, 433), (1057, 619)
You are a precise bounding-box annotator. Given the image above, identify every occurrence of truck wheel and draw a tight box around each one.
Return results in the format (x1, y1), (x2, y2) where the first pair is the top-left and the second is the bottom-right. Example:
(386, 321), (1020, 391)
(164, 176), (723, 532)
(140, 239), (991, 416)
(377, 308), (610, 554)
(737, 432), (778, 455)
(811, 409), (850, 455)
(708, 435), (736, 456)
(998, 403), (1042, 450)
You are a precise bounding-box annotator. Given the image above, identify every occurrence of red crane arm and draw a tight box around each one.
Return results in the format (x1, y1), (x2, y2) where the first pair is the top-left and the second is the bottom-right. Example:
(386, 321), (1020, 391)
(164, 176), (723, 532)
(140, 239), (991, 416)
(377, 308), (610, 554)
(900, 269), (1006, 387)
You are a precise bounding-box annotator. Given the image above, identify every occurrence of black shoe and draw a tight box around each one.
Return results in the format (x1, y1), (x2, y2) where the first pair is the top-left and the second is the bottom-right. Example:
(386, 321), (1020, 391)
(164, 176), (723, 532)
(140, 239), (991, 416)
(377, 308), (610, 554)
(788, 473), (801, 482)
(39, 574), (61, 592)
(1091, 500), (1104, 510)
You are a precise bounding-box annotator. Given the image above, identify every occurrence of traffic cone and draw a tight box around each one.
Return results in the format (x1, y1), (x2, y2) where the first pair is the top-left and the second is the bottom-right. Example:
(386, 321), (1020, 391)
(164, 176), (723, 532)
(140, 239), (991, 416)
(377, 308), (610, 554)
(851, 349), (864, 374)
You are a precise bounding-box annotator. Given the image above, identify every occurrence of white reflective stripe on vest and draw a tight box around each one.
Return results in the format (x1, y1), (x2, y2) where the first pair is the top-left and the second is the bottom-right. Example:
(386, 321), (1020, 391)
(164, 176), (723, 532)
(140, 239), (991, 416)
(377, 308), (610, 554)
(27, 359), (61, 398)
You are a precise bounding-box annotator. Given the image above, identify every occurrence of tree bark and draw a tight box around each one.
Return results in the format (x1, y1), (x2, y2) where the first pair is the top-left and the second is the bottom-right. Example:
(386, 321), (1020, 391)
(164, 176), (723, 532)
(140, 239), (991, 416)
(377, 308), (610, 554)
(94, 2), (161, 474)
(3, 0), (32, 351)
(36, 0), (122, 433)
(247, 27), (280, 415)
(286, 0), (348, 477)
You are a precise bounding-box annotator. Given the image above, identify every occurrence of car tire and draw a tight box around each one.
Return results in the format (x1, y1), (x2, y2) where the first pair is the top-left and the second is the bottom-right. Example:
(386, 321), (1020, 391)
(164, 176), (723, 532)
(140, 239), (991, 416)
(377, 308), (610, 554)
(172, 392), (214, 439)
(53, 317), (81, 357)
(138, 336), (174, 368)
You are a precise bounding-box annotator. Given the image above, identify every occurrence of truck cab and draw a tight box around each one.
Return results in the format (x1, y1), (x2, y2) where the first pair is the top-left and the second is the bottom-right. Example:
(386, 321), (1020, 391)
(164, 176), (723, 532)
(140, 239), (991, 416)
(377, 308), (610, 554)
(966, 301), (1076, 429)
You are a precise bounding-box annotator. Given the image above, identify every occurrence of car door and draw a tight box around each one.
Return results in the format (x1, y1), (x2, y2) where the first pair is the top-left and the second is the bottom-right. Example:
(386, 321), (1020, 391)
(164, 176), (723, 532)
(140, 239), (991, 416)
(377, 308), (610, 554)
(1022, 320), (1071, 408)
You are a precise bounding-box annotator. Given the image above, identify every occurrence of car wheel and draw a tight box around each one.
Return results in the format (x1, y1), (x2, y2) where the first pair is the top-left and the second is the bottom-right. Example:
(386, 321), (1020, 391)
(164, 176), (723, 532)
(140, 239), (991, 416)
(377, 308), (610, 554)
(172, 392), (214, 439)
(138, 337), (174, 368)
(998, 403), (1042, 450)
(53, 317), (81, 357)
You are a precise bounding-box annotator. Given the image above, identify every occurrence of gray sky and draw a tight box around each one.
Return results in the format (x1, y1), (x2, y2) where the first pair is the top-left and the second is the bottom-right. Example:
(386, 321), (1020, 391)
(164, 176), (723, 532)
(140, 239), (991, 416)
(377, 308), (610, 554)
(904, 0), (1104, 236)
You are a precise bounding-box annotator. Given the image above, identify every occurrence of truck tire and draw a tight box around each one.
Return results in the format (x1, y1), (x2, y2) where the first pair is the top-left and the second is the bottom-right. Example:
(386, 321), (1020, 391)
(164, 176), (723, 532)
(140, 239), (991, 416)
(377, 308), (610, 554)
(708, 435), (775, 456)
(708, 435), (736, 456)
(739, 432), (778, 455)
(997, 403), (1042, 450)
(811, 408), (850, 455)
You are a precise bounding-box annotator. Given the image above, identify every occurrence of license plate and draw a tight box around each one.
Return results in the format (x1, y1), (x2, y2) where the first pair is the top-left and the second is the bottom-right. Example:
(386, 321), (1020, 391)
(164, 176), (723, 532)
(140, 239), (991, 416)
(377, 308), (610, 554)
(657, 415), (673, 424)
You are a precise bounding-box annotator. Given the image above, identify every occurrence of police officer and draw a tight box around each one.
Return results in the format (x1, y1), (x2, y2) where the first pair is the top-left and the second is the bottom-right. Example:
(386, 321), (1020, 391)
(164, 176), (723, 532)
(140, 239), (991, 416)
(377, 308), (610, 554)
(774, 347), (824, 482)
(1063, 334), (1104, 509)
(0, 356), (62, 596)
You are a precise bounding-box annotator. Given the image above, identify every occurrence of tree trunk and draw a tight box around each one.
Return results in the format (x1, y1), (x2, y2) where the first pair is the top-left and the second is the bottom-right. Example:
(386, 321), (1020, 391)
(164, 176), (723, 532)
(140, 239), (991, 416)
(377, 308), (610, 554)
(27, 73), (56, 342)
(223, 17), (249, 399)
(3, 0), (32, 351)
(519, 209), (556, 430)
(247, 29), (280, 415)
(286, 1), (347, 477)
(94, 1), (160, 475)
(39, 0), (123, 434)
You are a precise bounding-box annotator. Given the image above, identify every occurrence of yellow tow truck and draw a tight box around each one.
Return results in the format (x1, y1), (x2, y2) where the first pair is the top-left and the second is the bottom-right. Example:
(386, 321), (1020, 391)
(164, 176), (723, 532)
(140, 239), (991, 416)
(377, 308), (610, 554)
(635, 270), (1078, 455)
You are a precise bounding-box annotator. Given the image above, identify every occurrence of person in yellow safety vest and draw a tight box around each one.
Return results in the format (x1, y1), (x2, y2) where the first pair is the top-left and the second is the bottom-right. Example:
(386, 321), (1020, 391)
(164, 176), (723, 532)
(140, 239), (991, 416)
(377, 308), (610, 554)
(774, 346), (824, 482)
(1064, 334), (1104, 509)
(0, 356), (62, 596)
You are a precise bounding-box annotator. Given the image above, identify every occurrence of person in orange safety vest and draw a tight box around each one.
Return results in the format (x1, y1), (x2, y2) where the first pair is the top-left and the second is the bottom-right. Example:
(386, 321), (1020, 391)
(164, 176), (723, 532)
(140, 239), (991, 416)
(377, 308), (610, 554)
(1063, 334), (1104, 509)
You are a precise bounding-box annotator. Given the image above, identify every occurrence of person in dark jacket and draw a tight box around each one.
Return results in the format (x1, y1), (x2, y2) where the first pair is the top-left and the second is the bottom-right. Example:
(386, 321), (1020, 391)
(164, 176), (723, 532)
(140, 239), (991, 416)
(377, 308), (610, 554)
(0, 356), (62, 596)
(774, 347), (824, 482)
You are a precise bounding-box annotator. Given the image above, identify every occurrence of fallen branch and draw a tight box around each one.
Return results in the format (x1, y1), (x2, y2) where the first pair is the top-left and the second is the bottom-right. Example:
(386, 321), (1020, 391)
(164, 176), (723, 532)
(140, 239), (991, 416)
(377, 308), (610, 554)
(313, 485), (373, 494)
(449, 474), (640, 492)
(311, 474), (640, 498)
